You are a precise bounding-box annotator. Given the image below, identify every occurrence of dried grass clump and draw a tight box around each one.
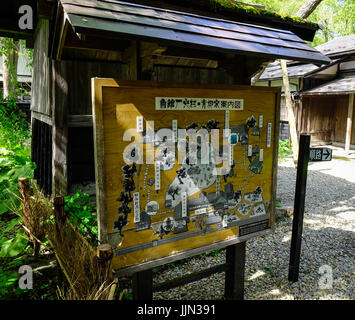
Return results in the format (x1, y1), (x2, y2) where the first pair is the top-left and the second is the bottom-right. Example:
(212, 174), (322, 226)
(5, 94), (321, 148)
(57, 280), (115, 300)
(15, 179), (115, 300)
(13, 179), (50, 255)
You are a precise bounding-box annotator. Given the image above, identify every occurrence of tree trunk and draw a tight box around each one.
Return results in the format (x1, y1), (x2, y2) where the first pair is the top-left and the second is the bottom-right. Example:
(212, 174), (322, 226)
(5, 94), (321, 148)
(250, 0), (324, 87)
(281, 60), (299, 163)
(281, 0), (324, 165)
(2, 39), (20, 98)
(296, 0), (323, 19)
(250, 61), (272, 86)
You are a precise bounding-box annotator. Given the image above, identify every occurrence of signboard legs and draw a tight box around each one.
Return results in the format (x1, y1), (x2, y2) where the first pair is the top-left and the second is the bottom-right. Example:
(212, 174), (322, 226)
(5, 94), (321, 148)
(225, 242), (246, 300)
(288, 134), (310, 282)
(131, 242), (247, 300)
(132, 269), (153, 300)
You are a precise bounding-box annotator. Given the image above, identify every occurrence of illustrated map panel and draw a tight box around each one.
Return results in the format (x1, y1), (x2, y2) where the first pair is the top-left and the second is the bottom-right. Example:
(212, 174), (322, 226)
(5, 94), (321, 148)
(99, 84), (278, 270)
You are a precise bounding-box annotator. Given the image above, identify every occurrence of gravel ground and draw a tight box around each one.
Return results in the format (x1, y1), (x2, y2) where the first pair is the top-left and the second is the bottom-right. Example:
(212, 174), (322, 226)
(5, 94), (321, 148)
(151, 157), (355, 300)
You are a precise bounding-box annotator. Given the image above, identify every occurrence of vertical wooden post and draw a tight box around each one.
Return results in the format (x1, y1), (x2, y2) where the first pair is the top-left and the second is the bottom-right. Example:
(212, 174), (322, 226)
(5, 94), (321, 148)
(224, 242), (246, 300)
(132, 269), (153, 300)
(288, 134), (310, 282)
(96, 244), (114, 284)
(345, 93), (354, 154)
(52, 60), (68, 196)
(281, 59), (299, 164)
(53, 196), (66, 222)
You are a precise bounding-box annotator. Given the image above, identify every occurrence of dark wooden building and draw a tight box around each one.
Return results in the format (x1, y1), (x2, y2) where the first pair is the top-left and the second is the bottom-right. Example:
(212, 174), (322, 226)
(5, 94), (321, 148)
(257, 34), (355, 152)
(1, 0), (329, 197)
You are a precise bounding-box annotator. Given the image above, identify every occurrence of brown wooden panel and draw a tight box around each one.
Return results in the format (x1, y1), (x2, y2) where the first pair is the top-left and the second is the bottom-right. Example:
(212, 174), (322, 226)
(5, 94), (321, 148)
(334, 94), (355, 145)
(64, 61), (129, 115)
(31, 20), (51, 116)
(152, 66), (235, 85)
(92, 79), (280, 271)
(301, 96), (335, 144)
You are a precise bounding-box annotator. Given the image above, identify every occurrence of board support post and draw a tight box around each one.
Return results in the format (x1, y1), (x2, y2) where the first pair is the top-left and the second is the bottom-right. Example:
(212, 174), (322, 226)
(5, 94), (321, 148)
(288, 134), (310, 282)
(224, 241), (246, 300)
(96, 244), (114, 284)
(132, 268), (153, 300)
(53, 196), (66, 242)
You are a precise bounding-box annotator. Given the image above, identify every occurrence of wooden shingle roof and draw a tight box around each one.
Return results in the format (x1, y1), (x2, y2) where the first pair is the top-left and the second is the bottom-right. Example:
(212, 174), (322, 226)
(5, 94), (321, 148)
(301, 76), (355, 95)
(60, 0), (330, 64)
(316, 35), (355, 57)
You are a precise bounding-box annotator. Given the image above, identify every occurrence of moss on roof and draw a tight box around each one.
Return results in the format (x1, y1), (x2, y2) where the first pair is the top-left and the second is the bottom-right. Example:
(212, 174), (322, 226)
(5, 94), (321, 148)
(159, 0), (319, 30)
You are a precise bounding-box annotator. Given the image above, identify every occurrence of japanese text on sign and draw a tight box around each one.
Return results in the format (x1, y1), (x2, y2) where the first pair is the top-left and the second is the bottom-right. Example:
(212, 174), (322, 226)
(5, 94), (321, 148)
(156, 97), (244, 110)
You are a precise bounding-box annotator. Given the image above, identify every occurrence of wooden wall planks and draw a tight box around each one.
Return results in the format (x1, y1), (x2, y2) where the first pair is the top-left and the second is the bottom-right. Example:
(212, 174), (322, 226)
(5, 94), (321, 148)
(31, 20), (51, 117)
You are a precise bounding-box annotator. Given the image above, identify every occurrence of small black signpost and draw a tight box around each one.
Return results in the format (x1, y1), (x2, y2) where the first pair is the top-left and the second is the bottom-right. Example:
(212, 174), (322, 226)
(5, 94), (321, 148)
(288, 135), (332, 282)
(309, 147), (332, 162)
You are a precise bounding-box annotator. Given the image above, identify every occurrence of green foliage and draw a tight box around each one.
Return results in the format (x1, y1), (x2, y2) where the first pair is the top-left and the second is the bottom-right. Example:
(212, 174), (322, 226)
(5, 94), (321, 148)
(0, 231), (28, 258)
(0, 97), (30, 148)
(0, 256), (26, 299)
(0, 96), (34, 216)
(199, 248), (221, 259)
(168, 0), (318, 27)
(0, 147), (35, 216)
(278, 139), (292, 159)
(0, 220), (29, 298)
(264, 264), (275, 274)
(1, 38), (33, 98)
(247, 0), (355, 46)
(64, 191), (98, 245)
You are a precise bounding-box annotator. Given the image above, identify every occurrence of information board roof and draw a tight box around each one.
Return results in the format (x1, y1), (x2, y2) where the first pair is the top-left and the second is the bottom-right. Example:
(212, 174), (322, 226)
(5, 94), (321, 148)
(60, 0), (330, 65)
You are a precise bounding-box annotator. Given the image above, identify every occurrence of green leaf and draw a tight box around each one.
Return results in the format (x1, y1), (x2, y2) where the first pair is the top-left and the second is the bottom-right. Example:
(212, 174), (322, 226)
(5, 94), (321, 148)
(0, 232), (28, 258)
(0, 200), (11, 215)
(0, 236), (9, 247)
(0, 218), (20, 236)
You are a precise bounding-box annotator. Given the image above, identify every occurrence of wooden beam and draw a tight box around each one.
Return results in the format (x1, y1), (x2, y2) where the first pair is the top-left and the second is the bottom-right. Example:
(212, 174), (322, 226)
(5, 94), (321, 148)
(50, 3), (69, 60)
(64, 27), (130, 52)
(345, 93), (354, 154)
(115, 228), (271, 277)
(37, 0), (55, 20)
(68, 115), (93, 127)
(32, 111), (53, 126)
(52, 60), (68, 196)
(153, 263), (227, 292)
(122, 41), (138, 80)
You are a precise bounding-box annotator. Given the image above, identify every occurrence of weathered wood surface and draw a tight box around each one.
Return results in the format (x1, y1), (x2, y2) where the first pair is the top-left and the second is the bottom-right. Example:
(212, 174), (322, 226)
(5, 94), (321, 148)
(345, 93), (354, 154)
(132, 269), (153, 300)
(299, 96), (336, 144)
(31, 20), (51, 116)
(152, 65), (235, 85)
(225, 242), (246, 300)
(64, 60), (129, 115)
(62, 0), (329, 64)
(153, 263), (228, 292)
(115, 228), (271, 277)
(96, 244), (114, 283)
(334, 95), (355, 145)
(92, 79), (279, 271)
(52, 60), (68, 196)
(31, 119), (52, 196)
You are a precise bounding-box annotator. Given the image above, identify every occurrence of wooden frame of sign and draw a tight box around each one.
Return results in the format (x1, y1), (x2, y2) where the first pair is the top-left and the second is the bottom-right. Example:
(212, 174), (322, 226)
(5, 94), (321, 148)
(92, 78), (280, 276)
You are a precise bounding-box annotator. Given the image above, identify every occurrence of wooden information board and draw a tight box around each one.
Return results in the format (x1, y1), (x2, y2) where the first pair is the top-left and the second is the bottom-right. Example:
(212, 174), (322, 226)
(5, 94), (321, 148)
(92, 79), (280, 272)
